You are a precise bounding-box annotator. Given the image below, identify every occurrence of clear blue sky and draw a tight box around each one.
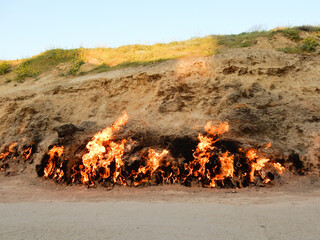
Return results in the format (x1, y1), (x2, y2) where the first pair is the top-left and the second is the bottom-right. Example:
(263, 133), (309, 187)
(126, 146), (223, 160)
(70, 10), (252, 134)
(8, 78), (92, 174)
(1, 0), (319, 60)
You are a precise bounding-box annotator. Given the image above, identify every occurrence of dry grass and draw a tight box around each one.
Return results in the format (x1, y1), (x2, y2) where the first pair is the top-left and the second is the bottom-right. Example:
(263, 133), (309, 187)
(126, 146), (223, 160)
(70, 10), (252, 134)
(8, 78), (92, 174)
(1, 37), (216, 82)
(1, 25), (319, 83)
(82, 36), (216, 67)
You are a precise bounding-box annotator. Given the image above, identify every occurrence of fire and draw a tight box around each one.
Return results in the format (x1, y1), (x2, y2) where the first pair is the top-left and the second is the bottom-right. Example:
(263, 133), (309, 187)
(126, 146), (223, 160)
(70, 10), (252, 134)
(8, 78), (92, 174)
(79, 112), (128, 185)
(245, 147), (285, 182)
(0, 142), (35, 173)
(40, 114), (286, 188)
(43, 146), (64, 178)
(265, 142), (271, 149)
(205, 151), (235, 187)
(23, 147), (33, 160)
(204, 121), (229, 136)
(271, 162), (285, 174)
(131, 148), (169, 186)
(183, 121), (232, 187)
(0, 142), (17, 160)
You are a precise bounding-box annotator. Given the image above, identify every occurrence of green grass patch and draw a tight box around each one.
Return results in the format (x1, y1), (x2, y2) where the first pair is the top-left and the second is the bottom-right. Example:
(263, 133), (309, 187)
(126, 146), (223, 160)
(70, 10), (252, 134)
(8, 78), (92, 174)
(14, 62), (40, 82)
(216, 31), (273, 48)
(277, 47), (303, 54)
(67, 60), (85, 76)
(274, 26), (320, 42)
(300, 37), (319, 52)
(216, 26), (320, 49)
(277, 37), (319, 54)
(24, 48), (82, 72)
(0, 62), (12, 75)
(5, 37), (216, 78)
(12, 48), (83, 81)
(279, 28), (301, 41)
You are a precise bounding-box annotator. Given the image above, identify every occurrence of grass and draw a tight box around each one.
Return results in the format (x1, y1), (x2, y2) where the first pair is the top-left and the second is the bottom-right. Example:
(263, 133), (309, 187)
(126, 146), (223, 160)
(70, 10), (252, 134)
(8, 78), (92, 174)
(84, 36), (216, 66)
(300, 37), (319, 52)
(12, 49), (82, 81)
(14, 62), (40, 81)
(1, 37), (216, 81)
(277, 47), (303, 54)
(293, 25), (320, 32)
(277, 37), (319, 54)
(67, 60), (85, 76)
(216, 31), (273, 49)
(1, 25), (319, 83)
(216, 25), (320, 50)
(279, 28), (301, 41)
(0, 62), (12, 75)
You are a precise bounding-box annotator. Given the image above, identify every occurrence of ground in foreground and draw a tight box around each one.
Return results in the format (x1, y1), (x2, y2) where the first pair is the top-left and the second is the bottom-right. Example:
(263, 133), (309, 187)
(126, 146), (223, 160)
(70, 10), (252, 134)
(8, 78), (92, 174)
(0, 175), (319, 240)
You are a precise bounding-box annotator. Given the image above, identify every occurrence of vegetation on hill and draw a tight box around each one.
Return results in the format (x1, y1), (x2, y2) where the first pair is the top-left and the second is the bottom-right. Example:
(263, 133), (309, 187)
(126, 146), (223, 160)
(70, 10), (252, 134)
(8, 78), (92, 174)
(1, 25), (320, 83)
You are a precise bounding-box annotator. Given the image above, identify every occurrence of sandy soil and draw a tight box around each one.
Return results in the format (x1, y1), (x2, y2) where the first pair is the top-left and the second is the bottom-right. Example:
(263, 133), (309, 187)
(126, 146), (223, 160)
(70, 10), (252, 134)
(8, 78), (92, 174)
(0, 175), (319, 240)
(0, 46), (320, 239)
(0, 48), (319, 177)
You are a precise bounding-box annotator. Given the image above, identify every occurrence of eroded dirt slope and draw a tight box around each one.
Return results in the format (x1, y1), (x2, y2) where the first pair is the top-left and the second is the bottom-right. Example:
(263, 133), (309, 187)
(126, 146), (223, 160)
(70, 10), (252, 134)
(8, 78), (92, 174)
(0, 48), (319, 176)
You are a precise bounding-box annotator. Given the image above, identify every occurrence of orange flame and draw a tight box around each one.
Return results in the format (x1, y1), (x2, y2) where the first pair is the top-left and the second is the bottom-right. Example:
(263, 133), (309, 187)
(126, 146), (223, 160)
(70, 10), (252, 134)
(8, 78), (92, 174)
(246, 148), (284, 182)
(271, 162), (285, 174)
(0, 142), (17, 160)
(80, 112), (128, 185)
(265, 142), (271, 149)
(23, 147), (32, 160)
(205, 151), (234, 187)
(204, 122), (229, 136)
(44, 146), (64, 178)
(132, 148), (169, 186)
(41, 115), (286, 188)
(184, 122), (230, 184)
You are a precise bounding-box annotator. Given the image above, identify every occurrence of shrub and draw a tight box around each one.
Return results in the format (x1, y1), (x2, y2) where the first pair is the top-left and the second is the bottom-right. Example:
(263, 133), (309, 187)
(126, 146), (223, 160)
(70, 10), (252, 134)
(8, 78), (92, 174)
(300, 38), (319, 52)
(0, 62), (12, 75)
(94, 63), (111, 73)
(240, 41), (251, 47)
(44, 49), (81, 62)
(281, 28), (301, 41)
(14, 62), (39, 81)
(68, 60), (85, 76)
(277, 38), (319, 54)
(277, 47), (302, 54)
(217, 31), (270, 48)
(294, 25), (320, 32)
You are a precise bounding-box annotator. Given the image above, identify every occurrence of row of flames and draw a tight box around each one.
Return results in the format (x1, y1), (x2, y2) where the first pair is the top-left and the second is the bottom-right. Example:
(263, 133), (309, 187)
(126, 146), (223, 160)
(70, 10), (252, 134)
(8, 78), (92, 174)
(41, 113), (285, 188)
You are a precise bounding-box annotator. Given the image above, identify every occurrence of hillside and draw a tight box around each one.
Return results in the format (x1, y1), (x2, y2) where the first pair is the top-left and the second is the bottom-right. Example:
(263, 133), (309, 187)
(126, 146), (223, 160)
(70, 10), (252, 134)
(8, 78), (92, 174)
(0, 26), (319, 185)
(1, 25), (320, 84)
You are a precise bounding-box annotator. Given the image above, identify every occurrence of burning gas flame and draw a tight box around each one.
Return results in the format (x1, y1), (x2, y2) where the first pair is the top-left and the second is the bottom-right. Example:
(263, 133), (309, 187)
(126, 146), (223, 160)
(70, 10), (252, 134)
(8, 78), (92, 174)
(183, 122), (232, 187)
(205, 151), (235, 187)
(41, 114), (286, 188)
(0, 142), (35, 173)
(23, 147), (33, 160)
(265, 142), (271, 149)
(204, 121), (229, 136)
(131, 148), (169, 186)
(79, 112), (128, 185)
(0, 142), (17, 160)
(44, 146), (64, 178)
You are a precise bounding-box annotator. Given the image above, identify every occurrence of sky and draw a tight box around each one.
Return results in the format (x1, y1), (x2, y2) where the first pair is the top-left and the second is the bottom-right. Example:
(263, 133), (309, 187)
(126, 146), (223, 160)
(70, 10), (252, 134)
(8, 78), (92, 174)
(1, 0), (319, 60)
